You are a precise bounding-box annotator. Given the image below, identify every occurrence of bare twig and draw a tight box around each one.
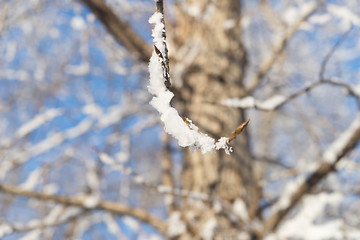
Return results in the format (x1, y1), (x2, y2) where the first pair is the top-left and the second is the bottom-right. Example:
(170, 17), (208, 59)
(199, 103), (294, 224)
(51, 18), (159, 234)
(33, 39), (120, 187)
(0, 183), (168, 236)
(227, 119), (250, 143)
(319, 25), (353, 80)
(247, 0), (326, 92)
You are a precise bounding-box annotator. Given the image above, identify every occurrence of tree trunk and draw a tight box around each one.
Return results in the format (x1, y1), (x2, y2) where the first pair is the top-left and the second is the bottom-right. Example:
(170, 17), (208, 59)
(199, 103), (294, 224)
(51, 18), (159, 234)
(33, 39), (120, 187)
(173, 0), (259, 238)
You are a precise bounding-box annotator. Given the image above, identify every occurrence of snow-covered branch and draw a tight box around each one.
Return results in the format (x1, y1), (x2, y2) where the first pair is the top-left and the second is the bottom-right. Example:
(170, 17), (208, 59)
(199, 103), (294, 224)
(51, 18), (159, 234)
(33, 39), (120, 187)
(263, 113), (360, 234)
(224, 79), (358, 111)
(0, 183), (168, 236)
(148, 6), (248, 154)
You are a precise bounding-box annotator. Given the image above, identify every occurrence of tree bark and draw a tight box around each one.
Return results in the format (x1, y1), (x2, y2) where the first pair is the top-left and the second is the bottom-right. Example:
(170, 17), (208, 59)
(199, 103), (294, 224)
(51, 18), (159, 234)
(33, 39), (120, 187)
(173, 0), (258, 238)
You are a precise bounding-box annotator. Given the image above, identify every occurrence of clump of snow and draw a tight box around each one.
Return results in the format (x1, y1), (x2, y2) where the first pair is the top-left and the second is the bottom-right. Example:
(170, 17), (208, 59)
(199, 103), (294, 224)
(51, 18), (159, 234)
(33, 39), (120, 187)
(223, 95), (286, 111)
(200, 218), (217, 240)
(272, 193), (347, 239)
(233, 199), (249, 222)
(256, 95), (286, 110)
(71, 16), (86, 30)
(328, 4), (360, 27)
(20, 168), (42, 190)
(167, 212), (186, 237)
(223, 96), (255, 108)
(0, 224), (12, 238)
(323, 113), (360, 163)
(275, 176), (305, 211)
(15, 108), (63, 139)
(122, 216), (140, 232)
(282, 2), (316, 25)
(148, 11), (232, 154)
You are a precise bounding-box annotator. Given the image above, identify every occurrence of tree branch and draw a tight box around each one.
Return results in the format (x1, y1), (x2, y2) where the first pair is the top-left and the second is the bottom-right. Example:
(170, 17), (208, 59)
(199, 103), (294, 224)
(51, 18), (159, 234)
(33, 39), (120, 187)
(0, 183), (168, 236)
(247, 0), (326, 92)
(319, 24), (353, 80)
(80, 0), (152, 63)
(262, 113), (360, 235)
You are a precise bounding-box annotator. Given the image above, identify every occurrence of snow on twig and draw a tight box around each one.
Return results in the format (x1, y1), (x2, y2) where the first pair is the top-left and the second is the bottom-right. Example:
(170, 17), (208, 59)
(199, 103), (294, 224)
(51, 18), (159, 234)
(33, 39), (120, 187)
(148, 9), (239, 154)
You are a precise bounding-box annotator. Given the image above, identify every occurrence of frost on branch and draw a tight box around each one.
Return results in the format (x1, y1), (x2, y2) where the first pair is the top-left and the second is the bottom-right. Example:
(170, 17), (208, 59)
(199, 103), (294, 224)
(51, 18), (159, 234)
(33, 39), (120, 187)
(148, 11), (237, 154)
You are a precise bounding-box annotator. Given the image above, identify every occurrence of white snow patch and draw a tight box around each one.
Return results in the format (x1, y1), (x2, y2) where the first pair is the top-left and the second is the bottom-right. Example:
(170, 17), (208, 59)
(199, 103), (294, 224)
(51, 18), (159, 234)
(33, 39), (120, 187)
(222, 96), (255, 108)
(167, 212), (186, 237)
(200, 218), (217, 240)
(0, 224), (12, 238)
(82, 103), (103, 117)
(122, 216), (140, 232)
(19, 229), (41, 240)
(83, 194), (100, 208)
(233, 199), (249, 222)
(275, 176), (305, 211)
(256, 95), (286, 110)
(328, 4), (360, 26)
(273, 193), (346, 239)
(323, 114), (360, 163)
(15, 108), (63, 139)
(20, 168), (42, 190)
(71, 16), (86, 30)
(223, 19), (236, 30)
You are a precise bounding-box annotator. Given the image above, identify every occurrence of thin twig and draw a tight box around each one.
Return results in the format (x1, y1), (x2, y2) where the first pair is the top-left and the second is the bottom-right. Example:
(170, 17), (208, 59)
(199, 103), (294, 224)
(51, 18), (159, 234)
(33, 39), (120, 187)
(155, 0), (171, 89)
(319, 24), (353, 80)
(247, 0), (326, 92)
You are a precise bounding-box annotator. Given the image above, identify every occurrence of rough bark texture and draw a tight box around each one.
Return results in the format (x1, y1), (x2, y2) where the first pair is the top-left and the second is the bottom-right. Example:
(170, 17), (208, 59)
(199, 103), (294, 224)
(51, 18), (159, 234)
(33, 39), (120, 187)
(173, 1), (258, 238)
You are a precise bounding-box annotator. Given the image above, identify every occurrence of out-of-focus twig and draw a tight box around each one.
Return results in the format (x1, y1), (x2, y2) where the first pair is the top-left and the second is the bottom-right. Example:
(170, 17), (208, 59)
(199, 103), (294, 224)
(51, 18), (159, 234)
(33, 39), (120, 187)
(0, 183), (168, 236)
(247, 0), (326, 92)
(81, 0), (152, 63)
(319, 24), (353, 80)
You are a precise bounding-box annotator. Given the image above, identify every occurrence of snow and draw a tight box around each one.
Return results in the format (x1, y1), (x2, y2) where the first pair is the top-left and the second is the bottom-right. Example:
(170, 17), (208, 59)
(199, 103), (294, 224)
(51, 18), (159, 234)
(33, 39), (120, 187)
(70, 16), (86, 30)
(43, 206), (62, 223)
(104, 214), (122, 237)
(65, 62), (90, 76)
(122, 216), (140, 232)
(323, 113), (360, 163)
(83, 194), (100, 208)
(20, 168), (42, 190)
(271, 193), (351, 240)
(200, 218), (217, 240)
(275, 176), (305, 211)
(223, 19), (236, 30)
(256, 95), (286, 110)
(19, 229), (41, 240)
(167, 212), (186, 237)
(282, 2), (316, 25)
(82, 103), (103, 117)
(223, 96), (255, 108)
(148, 12), (232, 154)
(223, 95), (286, 110)
(0, 224), (12, 238)
(309, 14), (331, 25)
(15, 108), (63, 139)
(233, 199), (249, 222)
(328, 4), (360, 26)
(65, 119), (93, 139)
